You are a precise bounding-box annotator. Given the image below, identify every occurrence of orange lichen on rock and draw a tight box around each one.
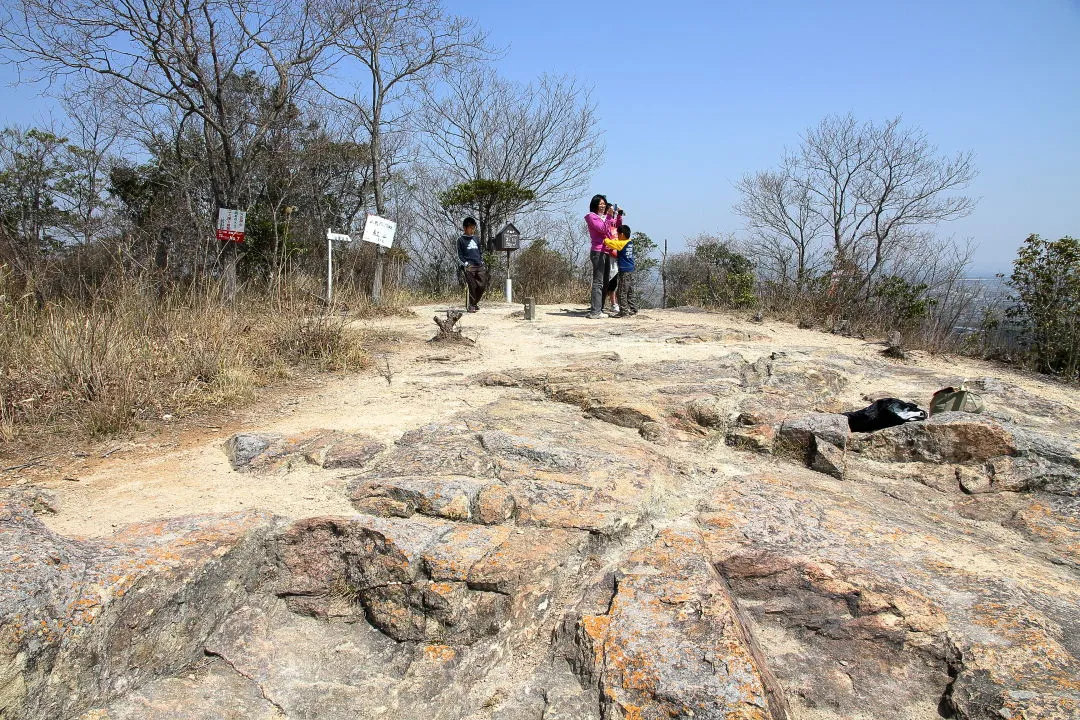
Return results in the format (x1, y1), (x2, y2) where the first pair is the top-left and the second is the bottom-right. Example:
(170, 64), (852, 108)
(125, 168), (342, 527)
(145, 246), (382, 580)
(421, 644), (458, 664)
(968, 602), (1080, 694)
(575, 529), (775, 720)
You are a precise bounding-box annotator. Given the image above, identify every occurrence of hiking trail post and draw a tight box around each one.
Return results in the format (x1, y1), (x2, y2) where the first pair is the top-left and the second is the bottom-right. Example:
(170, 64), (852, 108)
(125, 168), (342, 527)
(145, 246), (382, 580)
(493, 223), (520, 303)
(325, 230), (353, 304)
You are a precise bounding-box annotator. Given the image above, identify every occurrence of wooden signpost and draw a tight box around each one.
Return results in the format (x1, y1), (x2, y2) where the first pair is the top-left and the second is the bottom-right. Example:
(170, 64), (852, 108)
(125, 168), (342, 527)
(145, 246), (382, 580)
(326, 215), (397, 305)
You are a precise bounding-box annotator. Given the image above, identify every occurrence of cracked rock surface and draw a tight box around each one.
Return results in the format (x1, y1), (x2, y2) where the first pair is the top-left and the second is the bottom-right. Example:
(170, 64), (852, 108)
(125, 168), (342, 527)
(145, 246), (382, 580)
(3, 306), (1079, 719)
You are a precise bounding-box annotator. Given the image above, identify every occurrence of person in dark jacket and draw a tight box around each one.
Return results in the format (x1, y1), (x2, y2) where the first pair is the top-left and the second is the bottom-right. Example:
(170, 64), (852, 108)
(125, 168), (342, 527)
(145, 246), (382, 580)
(457, 217), (489, 312)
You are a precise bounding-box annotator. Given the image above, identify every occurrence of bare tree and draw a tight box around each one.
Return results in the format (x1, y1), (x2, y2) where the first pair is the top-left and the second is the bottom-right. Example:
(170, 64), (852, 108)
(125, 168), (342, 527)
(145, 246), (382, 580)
(421, 67), (604, 237)
(0, 0), (348, 212)
(398, 162), (459, 295)
(855, 118), (977, 292)
(58, 91), (124, 249)
(544, 213), (591, 283)
(325, 0), (489, 302)
(735, 114), (976, 295)
(734, 158), (824, 289)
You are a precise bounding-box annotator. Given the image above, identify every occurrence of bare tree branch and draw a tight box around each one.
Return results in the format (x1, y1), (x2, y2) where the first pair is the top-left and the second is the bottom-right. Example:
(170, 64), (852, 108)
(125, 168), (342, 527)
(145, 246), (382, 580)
(734, 113), (977, 295)
(420, 66), (604, 221)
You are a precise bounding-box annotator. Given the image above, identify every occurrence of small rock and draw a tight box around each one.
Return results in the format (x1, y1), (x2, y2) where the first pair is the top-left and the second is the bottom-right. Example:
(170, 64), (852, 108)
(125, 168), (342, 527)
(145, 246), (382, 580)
(476, 484), (516, 525)
(687, 397), (728, 429)
(223, 433), (277, 470)
(478, 372), (521, 388)
(639, 421), (669, 444)
(777, 413), (850, 459)
(811, 441), (847, 479)
(728, 424), (776, 454)
(957, 466), (991, 494)
(316, 434), (384, 469)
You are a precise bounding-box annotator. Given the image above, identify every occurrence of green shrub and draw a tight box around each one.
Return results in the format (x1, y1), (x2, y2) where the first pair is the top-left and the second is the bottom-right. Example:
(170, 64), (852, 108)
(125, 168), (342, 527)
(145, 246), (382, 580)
(1007, 234), (1080, 380)
(666, 240), (755, 309)
(512, 238), (582, 303)
(872, 276), (935, 331)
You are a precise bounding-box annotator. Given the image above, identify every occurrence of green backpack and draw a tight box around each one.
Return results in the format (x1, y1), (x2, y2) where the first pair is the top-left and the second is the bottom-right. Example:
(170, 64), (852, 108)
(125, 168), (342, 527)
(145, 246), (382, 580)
(929, 385), (985, 416)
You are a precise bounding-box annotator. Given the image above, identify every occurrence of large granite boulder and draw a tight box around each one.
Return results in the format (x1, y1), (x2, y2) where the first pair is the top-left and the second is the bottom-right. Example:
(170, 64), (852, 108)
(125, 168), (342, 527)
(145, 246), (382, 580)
(848, 413), (1080, 496)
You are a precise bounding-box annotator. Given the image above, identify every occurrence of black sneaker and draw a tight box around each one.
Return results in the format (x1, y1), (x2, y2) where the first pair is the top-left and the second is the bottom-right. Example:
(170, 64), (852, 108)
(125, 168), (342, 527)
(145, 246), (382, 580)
(467, 305), (479, 313)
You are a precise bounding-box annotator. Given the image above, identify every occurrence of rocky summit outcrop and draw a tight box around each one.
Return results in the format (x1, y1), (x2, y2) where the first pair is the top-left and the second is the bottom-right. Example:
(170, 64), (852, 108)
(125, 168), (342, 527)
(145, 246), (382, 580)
(0, 492), (275, 720)
(3, 326), (1080, 720)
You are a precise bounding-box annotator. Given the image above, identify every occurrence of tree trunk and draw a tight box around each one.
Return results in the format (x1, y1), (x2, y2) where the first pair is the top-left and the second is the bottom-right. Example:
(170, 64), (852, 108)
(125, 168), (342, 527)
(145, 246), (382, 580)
(223, 243), (238, 302)
(369, 76), (387, 304)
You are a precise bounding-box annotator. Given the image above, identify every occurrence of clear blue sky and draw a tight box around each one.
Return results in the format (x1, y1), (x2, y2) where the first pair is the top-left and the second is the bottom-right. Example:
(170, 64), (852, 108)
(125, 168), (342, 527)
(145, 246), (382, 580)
(454, 0), (1080, 275)
(2, 0), (1077, 275)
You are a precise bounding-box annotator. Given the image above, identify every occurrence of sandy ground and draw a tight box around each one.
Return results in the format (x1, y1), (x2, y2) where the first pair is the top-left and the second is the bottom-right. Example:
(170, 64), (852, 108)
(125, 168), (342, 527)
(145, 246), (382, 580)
(5, 301), (1076, 539)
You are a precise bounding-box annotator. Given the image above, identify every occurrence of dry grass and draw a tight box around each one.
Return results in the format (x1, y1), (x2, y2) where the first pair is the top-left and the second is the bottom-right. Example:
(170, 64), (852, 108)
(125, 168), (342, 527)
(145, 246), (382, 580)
(0, 274), (402, 441)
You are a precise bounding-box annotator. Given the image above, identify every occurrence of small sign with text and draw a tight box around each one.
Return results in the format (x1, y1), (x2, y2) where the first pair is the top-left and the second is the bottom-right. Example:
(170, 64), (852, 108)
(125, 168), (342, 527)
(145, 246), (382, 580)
(360, 214), (397, 248)
(216, 208), (246, 243)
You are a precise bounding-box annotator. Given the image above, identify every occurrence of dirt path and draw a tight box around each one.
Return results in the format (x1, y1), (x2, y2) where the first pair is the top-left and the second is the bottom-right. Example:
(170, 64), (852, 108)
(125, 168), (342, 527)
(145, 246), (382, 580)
(19, 301), (1077, 539)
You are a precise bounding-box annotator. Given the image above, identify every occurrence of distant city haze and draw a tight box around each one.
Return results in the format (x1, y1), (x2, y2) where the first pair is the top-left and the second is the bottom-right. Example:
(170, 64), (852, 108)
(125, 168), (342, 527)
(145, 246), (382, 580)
(2, 0), (1076, 276)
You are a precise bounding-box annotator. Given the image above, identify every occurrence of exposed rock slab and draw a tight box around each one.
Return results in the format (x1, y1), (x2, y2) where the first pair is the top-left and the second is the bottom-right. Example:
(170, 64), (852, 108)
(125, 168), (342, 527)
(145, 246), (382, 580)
(78, 661), (286, 719)
(0, 491), (275, 720)
(224, 429), (384, 472)
(348, 400), (684, 537)
(8, 326), (1080, 720)
(699, 467), (1080, 720)
(275, 513), (582, 645)
(562, 529), (787, 720)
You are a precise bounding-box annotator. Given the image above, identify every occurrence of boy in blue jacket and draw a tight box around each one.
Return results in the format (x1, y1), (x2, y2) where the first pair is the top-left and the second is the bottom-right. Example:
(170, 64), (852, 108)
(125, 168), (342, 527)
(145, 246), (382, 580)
(606, 224), (636, 317)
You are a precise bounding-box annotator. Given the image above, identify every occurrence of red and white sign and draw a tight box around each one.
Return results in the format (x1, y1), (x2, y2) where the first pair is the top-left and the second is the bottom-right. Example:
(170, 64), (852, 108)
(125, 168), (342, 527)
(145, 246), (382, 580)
(216, 208), (246, 243)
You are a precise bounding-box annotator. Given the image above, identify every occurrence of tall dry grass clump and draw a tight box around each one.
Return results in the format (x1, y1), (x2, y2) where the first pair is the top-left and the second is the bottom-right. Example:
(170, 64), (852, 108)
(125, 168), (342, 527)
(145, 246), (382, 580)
(0, 271), (380, 439)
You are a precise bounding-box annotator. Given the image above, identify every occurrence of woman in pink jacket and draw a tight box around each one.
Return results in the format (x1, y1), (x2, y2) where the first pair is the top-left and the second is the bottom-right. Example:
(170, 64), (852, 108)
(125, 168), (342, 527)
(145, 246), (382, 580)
(585, 194), (621, 318)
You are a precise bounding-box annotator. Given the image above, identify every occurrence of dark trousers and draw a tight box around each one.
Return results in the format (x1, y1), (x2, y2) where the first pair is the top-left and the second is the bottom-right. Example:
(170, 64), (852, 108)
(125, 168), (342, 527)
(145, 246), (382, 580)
(616, 271), (636, 312)
(464, 264), (490, 307)
(605, 271), (620, 297)
(590, 251), (606, 313)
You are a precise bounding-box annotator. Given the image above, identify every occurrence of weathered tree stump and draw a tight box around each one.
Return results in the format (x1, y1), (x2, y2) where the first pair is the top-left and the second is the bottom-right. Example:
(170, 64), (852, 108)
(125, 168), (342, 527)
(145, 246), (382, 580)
(882, 330), (911, 359)
(431, 309), (474, 344)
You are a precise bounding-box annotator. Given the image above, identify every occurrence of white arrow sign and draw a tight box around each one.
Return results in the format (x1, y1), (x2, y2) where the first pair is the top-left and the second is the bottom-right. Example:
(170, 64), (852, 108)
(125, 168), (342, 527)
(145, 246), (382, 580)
(326, 231), (352, 242)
